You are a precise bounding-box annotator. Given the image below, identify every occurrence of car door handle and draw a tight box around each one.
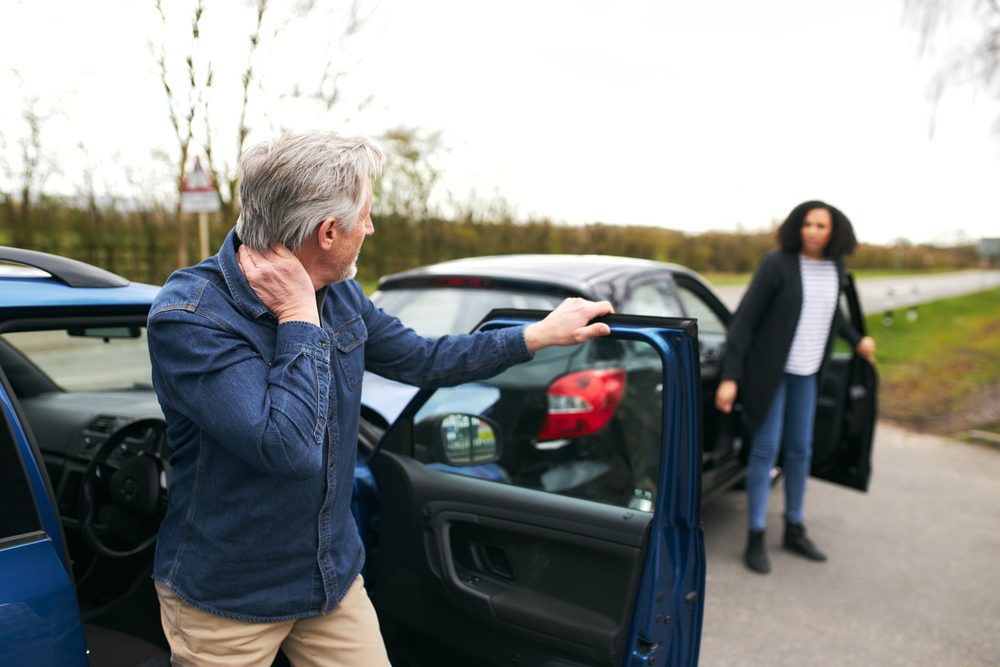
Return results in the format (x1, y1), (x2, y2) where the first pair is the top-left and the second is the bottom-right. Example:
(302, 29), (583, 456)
(472, 542), (514, 580)
(428, 512), (506, 616)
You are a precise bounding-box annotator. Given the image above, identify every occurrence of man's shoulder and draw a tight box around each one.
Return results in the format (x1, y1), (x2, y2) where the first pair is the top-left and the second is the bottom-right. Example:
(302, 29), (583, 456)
(150, 264), (230, 321)
(324, 280), (369, 316)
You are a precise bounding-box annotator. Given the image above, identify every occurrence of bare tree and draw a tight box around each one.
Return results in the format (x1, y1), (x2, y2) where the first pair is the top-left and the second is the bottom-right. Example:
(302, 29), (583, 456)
(202, 0), (268, 225)
(12, 99), (55, 248)
(906, 0), (1000, 134)
(375, 126), (443, 220)
(151, 0), (375, 268)
(0, 70), (59, 248)
(153, 0), (206, 267)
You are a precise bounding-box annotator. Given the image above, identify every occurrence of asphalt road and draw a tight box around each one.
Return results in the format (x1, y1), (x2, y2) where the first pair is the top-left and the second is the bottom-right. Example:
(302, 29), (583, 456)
(698, 423), (1000, 667)
(714, 270), (1000, 312)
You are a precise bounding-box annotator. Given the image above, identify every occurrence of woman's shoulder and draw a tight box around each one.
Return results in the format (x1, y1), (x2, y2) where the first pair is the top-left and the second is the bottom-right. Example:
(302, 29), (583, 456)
(756, 248), (797, 272)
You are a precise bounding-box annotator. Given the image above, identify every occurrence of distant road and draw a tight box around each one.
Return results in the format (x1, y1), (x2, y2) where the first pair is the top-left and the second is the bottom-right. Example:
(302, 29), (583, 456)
(713, 270), (1000, 312)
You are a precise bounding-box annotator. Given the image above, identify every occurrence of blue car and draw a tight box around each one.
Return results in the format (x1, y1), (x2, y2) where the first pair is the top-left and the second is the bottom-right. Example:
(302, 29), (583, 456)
(0, 247), (706, 666)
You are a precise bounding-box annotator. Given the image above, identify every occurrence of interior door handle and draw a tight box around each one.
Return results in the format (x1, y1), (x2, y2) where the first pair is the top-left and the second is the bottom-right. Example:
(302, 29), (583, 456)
(473, 542), (514, 580)
(428, 512), (496, 616)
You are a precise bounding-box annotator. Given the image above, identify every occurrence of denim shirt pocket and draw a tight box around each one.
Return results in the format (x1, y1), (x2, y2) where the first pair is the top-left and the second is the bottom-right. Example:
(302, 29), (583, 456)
(332, 316), (368, 391)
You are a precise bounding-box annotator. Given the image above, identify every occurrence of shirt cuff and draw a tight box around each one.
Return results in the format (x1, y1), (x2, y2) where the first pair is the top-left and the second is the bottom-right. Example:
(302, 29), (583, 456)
(506, 325), (534, 362)
(275, 320), (331, 361)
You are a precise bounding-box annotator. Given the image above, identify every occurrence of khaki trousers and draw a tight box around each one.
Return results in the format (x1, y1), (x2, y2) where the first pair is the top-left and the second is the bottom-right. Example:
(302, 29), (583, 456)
(155, 576), (390, 667)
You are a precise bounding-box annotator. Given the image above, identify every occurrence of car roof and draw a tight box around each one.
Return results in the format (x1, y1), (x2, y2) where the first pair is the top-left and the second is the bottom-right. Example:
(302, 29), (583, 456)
(0, 247), (159, 312)
(378, 254), (703, 294)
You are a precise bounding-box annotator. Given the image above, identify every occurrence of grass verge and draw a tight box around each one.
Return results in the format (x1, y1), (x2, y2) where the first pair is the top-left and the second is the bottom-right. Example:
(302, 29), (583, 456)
(865, 288), (1000, 439)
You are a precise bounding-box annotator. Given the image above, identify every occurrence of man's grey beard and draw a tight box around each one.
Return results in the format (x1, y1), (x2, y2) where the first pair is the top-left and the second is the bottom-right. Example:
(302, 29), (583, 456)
(335, 257), (359, 283)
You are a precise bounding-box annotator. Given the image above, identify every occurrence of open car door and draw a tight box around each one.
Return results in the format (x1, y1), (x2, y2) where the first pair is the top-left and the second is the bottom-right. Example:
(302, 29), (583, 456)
(811, 274), (879, 490)
(367, 311), (705, 667)
(0, 377), (89, 665)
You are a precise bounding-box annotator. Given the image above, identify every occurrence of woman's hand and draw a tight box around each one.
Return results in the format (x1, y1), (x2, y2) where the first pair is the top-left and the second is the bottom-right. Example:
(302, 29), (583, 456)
(855, 336), (876, 364)
(715, 379), (738, 414)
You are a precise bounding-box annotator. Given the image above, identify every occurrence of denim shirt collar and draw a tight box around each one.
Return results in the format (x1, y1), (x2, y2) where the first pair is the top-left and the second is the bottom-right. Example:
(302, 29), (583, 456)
(218, 227), (275, 322)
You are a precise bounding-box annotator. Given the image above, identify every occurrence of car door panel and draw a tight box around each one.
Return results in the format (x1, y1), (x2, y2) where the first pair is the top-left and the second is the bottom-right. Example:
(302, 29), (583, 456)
(811, 275), (878, 491)
(0, 383), (88, 666)
(369, 312), (705, 667)
(373, 453), (647, 661)
(0, 536), (87, 665)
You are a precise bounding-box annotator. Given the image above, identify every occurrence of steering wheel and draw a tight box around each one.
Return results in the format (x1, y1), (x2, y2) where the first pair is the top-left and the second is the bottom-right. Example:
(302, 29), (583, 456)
(81, 417), (169, 558)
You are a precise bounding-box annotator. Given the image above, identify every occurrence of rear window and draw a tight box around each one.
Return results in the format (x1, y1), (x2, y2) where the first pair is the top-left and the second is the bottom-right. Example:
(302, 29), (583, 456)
(374, 287), (563, 337)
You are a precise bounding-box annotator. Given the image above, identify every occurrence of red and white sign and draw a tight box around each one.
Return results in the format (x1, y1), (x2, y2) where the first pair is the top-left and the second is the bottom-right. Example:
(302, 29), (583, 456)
(181, 157), (221, 214)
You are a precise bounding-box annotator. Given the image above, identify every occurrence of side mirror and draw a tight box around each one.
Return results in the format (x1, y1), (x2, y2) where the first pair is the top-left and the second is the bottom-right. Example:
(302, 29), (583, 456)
(414, 414), (502, 467)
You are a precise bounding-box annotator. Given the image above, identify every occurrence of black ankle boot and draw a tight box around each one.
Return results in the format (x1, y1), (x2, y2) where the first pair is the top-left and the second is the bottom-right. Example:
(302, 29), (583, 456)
(783, 522), (827, 561)
(744, 529), (770, 574)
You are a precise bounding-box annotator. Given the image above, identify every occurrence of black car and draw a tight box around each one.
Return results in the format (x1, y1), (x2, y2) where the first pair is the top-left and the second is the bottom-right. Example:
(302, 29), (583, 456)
(362, 254), (878, 502)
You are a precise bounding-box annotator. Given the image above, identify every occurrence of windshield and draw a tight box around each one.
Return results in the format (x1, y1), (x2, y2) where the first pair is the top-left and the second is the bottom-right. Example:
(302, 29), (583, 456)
(2, 328), (152, 393)
(373, 287), (563, 337)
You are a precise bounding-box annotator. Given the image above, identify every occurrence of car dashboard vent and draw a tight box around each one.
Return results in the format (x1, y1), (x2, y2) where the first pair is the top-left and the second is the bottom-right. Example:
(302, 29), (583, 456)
(86, 414), (119, 434)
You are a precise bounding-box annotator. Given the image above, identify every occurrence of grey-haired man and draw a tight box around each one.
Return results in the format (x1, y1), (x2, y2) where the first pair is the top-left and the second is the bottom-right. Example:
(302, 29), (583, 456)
(147, 131), (613, 666)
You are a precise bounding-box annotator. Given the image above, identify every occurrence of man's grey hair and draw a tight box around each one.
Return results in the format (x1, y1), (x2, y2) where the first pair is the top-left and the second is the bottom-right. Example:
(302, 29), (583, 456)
(235, 131), (384, 251)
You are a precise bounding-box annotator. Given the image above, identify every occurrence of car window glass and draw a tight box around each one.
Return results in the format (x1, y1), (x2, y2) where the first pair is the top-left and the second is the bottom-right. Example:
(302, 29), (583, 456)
(675, 285), (726, 335)
(2, 330), (152, 392)
(374, 288), (563, 338)
(0, 409), (42, 540)
(411, 337), (663, 511)
(833, 293), (854, 356)
(622, 282), (682, 318)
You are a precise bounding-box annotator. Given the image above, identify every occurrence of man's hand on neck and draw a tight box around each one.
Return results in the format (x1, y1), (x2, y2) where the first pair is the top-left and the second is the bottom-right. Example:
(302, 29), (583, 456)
(237, 244), (321, 326)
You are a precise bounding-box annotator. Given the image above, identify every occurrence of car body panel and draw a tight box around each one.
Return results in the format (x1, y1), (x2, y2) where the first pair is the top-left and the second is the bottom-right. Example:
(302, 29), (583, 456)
(1, 371), (88, 665)
(0, 278), (160, 310)
(811, 274), (878, 490)
(0, 537), (88, 666)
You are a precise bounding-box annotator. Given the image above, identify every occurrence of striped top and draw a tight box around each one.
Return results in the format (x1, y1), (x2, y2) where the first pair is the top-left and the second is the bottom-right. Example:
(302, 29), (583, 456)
(784, 256), (839, 375)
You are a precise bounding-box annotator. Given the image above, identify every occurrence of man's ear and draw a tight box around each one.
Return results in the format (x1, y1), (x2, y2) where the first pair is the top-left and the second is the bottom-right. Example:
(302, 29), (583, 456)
(316, 218), (338, 250)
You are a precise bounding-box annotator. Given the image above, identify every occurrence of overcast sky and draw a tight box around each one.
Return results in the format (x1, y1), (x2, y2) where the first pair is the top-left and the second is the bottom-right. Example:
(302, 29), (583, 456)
(1, 0), (997, 245)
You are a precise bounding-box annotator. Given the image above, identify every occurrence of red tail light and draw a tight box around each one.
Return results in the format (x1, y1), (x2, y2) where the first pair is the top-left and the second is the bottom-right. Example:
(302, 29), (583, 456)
(537, 368), (626, 441)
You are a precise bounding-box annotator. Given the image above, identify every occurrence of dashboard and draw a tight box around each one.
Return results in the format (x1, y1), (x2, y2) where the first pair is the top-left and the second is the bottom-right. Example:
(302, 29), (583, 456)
(20, 390), (166, 525)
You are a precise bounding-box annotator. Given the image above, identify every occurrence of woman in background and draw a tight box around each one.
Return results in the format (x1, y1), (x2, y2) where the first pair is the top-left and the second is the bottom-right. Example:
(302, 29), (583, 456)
(715, 201), (876, 574)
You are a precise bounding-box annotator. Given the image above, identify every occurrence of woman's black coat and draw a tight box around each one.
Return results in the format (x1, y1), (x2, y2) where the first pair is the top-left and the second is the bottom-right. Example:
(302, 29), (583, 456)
(720, 249), (862, 433)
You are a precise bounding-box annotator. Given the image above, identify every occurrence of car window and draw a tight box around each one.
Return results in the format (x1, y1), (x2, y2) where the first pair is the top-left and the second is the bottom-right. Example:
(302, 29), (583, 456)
(833, 293), (855, 356)
(374, 287), (563, 337)
(675, 284), (726, 335)
(1, 329), (152, 393)
(0, 410), (42, 541)
(410, 337), (663, 511)
(622, 282), (683, 317)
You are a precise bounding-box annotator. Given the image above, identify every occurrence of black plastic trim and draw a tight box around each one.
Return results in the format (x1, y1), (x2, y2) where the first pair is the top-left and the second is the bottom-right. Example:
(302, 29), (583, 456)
(0, 313), (150, 336)
(0, 530), (48, 550)
(0, 246), (129, 288)
(477, 308), (699, 339)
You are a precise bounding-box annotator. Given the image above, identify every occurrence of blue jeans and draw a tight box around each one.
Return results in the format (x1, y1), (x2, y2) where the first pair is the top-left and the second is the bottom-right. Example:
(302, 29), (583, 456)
(746, 372), (818, 531)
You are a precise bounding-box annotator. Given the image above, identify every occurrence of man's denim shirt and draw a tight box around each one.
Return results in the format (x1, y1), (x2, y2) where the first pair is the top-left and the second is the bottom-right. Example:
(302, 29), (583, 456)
(147, 229), (531, 622)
